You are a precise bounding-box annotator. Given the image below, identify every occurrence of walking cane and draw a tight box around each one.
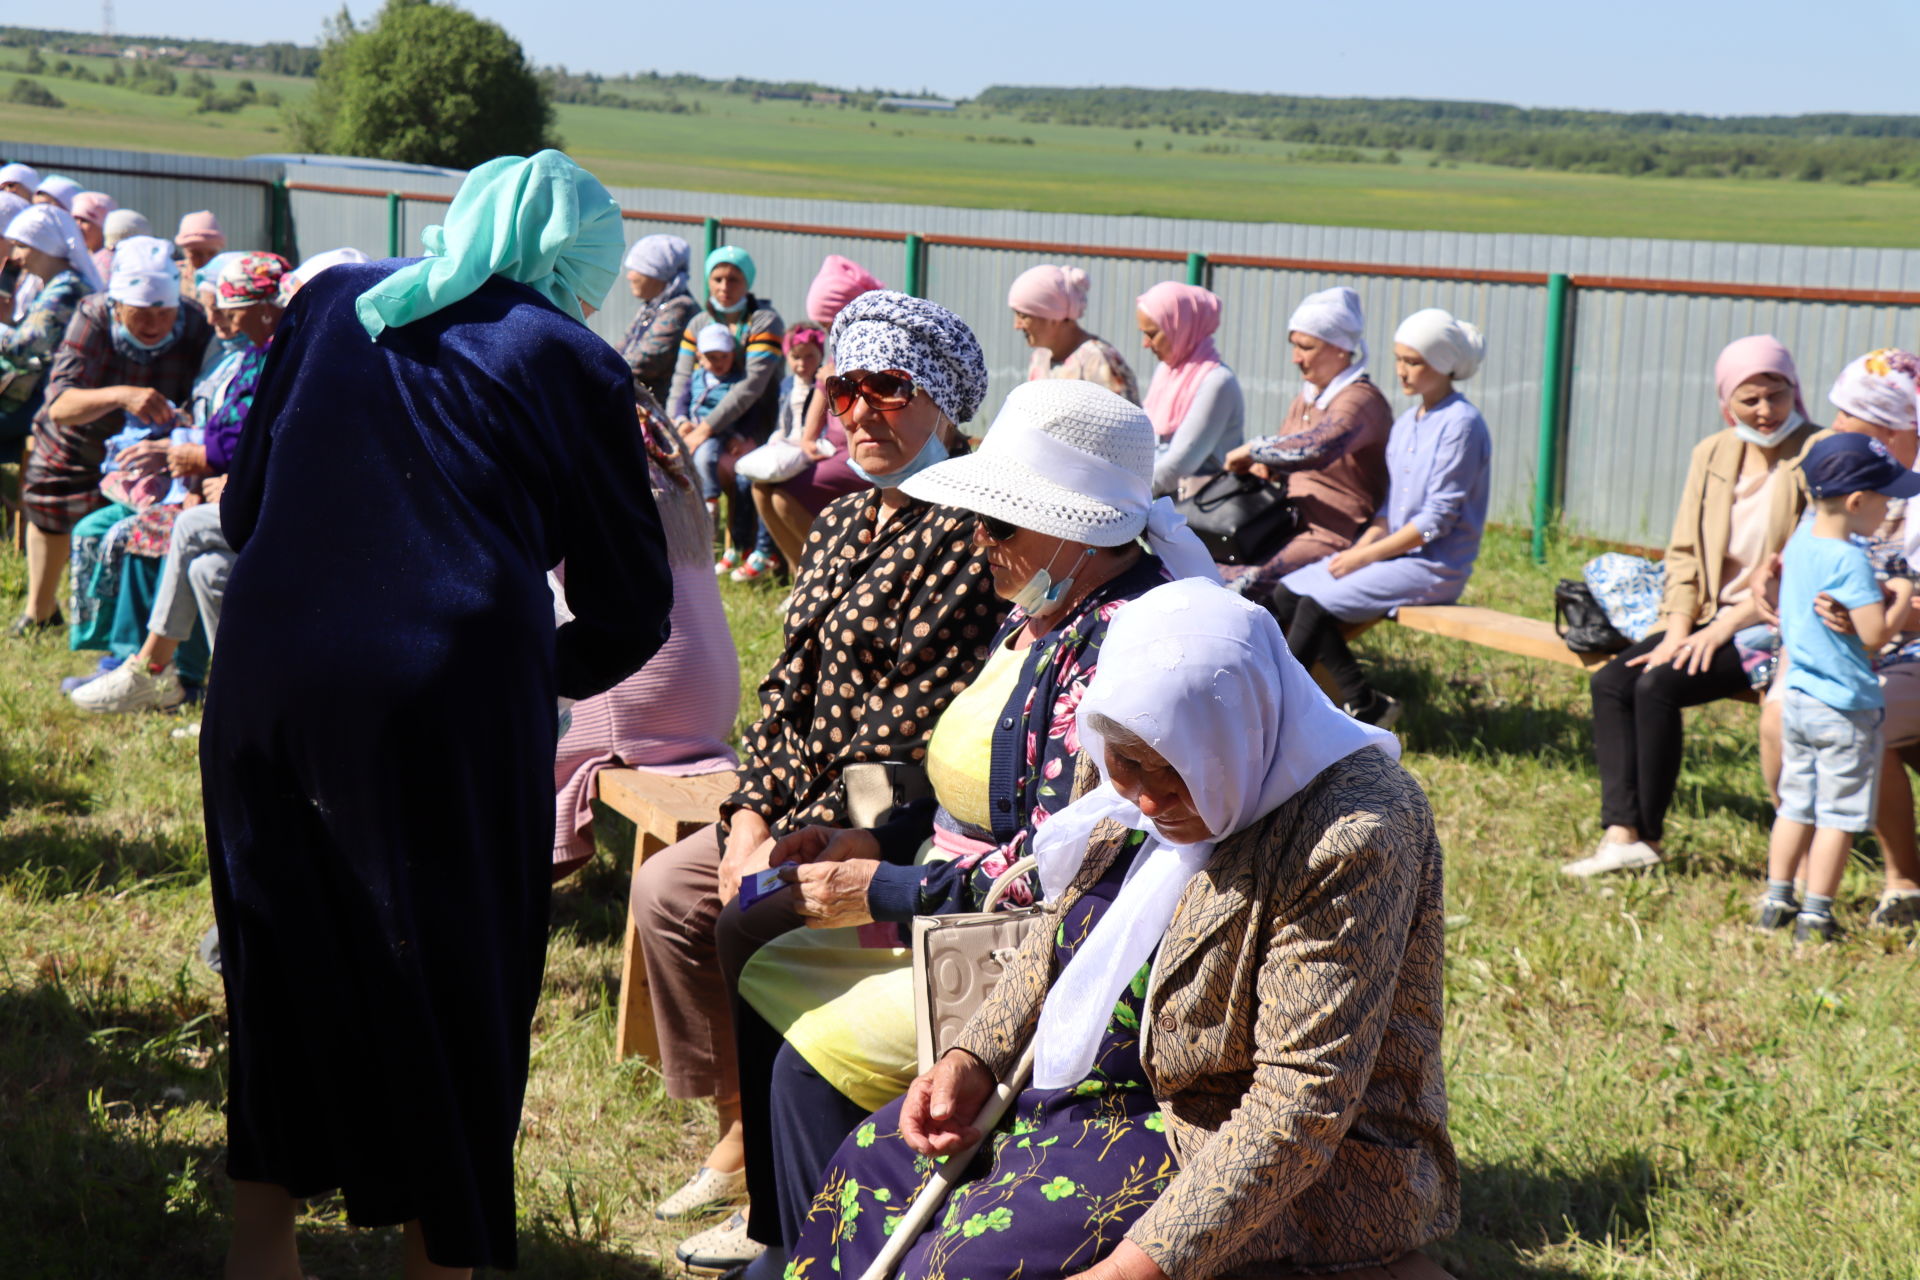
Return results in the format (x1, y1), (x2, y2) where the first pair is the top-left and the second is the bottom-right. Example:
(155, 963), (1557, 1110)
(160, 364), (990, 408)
(853, 1039), (1037, 1280)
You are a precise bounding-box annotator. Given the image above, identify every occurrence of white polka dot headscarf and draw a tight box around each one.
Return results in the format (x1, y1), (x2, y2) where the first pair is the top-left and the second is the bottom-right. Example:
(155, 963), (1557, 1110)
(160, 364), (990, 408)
(828, 290), (988, 426)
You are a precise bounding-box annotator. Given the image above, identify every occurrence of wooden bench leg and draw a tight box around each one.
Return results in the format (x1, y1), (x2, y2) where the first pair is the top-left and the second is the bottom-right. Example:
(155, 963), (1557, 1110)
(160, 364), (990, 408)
(614, 827), (669, 1063)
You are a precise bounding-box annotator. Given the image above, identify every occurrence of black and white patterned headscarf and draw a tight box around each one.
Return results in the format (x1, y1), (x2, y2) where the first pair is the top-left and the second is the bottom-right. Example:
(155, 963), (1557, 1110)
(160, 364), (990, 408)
(830, 290), (987, 425)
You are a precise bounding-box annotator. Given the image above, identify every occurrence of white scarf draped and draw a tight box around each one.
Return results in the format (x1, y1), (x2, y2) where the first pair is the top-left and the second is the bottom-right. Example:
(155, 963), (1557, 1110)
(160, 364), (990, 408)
(1030, 579), (1400, 1089)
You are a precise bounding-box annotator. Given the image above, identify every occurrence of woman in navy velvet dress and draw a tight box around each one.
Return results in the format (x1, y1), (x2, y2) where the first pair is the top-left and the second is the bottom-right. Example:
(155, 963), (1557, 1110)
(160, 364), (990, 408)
(200, 152), (672, 1278)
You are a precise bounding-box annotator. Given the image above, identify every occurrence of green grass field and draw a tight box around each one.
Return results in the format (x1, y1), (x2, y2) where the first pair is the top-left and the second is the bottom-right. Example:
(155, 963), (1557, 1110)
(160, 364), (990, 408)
(3, 522), (1918, 1278)
(5, 51), (1920, 246)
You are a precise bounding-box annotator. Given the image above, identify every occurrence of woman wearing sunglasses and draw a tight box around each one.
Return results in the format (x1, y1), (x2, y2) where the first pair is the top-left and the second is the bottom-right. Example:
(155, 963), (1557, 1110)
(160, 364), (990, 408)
(631, 291), (1009, 1263)
(677, 379), (1221, 1278)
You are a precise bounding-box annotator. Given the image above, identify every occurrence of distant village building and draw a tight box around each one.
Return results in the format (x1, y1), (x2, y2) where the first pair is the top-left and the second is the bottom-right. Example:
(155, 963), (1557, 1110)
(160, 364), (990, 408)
(810, 92), (844, 104)
(877, 97), (956, 112)
(122, 46), (150, 59)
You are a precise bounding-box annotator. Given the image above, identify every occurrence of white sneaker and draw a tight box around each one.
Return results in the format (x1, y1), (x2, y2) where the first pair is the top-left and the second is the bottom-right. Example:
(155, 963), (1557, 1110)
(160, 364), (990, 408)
(170, 721), (202, 740)
(1560, 840), (1661, 877)
(70, 661), (185, 714)
(677, 1210), (763, 1274)
(655, 1164), (749, 1221)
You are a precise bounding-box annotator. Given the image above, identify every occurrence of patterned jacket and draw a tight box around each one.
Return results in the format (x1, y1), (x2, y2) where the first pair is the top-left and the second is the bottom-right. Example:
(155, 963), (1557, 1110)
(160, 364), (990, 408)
(952, 747), (1458, 1278)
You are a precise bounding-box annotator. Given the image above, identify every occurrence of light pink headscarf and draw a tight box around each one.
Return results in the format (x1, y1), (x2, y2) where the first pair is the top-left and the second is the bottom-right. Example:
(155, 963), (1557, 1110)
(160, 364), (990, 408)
(70, 191), (116, 226)
(804, 254), (884, 327)
(174, 210), (226, 250)
(1713, 334), (1806, 426)
(1007, 263), (1090, 321)
(1137, 282), (1224, 441)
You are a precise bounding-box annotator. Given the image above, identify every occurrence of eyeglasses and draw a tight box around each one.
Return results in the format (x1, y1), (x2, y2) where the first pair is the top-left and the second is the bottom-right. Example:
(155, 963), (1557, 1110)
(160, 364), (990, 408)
(824, 370), (918, 417)
(975, 514), (1021, 543)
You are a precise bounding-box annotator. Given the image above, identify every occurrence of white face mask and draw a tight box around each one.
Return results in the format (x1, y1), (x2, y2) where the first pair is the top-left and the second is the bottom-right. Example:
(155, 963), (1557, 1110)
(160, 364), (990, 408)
(1011, 542), (1095, 616)
(1734, 409), (1804, 450)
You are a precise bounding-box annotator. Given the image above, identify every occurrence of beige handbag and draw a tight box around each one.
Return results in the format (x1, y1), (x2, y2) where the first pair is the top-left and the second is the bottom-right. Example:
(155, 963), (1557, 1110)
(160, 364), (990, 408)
(910, 855), (1043, 1074)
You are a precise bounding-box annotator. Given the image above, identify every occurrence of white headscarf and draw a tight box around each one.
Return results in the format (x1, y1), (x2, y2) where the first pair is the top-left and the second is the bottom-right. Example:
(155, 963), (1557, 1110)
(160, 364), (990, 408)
(1029, 578), (1400, 1088)
(624, 233), (691, 292)
(108, 235), (181, 308)
(33, 175), (80, 211)
(4, 204), (105, 293)
(1287, 286), (1369, 408)
(0, 192), (27, 232)
(1394, 307), (1487, 380)
(1828, 349), (1920, 433)
(282, 246), (371, 302)
(0, 162), (41, 191)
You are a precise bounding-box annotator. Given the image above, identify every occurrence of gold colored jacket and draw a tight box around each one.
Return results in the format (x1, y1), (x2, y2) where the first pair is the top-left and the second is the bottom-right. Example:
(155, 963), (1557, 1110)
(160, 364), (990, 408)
(952, 747), (1457, 1278)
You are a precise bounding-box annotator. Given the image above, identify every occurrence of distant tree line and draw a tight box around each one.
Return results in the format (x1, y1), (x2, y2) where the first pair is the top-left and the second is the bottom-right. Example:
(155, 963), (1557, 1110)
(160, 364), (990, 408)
(0, 26), (319, 76)
(975, 87), (1920, 184)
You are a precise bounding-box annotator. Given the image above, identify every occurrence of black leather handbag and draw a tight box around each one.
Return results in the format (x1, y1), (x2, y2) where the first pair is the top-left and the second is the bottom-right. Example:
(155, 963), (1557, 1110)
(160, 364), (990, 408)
(1554, 579), (1633, 654)
(1173, 471), (1297, 565)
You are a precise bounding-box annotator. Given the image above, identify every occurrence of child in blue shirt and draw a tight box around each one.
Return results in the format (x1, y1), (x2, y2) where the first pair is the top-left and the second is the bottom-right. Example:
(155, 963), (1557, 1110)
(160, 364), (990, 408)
(1760, 432), (1919, 941)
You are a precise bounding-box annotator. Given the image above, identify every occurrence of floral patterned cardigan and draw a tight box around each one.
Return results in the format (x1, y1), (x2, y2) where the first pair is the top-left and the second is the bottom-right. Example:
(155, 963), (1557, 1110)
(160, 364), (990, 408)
(865, 554), (1172, 922)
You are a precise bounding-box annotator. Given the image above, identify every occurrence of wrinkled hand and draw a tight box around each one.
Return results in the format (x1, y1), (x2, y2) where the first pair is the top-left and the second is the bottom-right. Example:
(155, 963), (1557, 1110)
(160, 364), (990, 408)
(769, 825), (880, 868)
(1223, 443), (1255, 474)
(119, 387), (176, 423)
(114, 438), (168, 465)
(1815, 592), (1855, 636)
(899, 1049), (996, 1157)
(718, 810), (775, 903)
(1326, 546), (1371, 579)
(782, 859), (880, 929)
(166, 442), (209, 477)
(201, 474), (228, 504)
(1075, 1243), (1173, 1280)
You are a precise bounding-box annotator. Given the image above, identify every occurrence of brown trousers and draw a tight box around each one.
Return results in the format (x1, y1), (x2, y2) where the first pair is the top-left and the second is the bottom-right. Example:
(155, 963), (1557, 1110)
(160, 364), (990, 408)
(629, 823), (737, 1100)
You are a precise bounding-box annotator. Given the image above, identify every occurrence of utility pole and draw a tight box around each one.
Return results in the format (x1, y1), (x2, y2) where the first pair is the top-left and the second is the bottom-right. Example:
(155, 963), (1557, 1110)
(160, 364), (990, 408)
(102, 0), (115, 38)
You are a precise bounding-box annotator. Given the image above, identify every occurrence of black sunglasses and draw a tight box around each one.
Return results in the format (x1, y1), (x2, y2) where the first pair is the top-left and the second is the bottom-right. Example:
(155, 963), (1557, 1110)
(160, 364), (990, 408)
(825, 370), (918, 417)
(975, 514), (1021, 543)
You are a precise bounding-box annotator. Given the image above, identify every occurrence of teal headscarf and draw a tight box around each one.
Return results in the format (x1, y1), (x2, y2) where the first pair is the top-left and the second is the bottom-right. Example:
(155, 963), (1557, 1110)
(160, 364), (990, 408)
(704, 245), (756, 291)
(355, 150), (625, 341)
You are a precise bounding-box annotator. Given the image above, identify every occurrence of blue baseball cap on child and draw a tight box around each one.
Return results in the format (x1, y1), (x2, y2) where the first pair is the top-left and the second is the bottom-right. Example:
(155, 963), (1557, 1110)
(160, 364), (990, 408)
(1801, 432), (1920, 500)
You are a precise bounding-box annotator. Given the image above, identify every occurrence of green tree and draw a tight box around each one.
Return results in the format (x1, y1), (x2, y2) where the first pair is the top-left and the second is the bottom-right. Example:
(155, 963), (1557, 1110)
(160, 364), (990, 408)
(288, 0), (556, 168)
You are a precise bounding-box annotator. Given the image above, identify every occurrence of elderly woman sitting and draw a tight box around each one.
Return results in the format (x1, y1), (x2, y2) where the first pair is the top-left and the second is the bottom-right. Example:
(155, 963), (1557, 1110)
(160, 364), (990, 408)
(689, 380), (1219, 1275)
(617, 234), (701, 404)
(15, 236), (210, 637)
(630, 291), (1005, 1243)
(1, 204), (104, 465)
(1009, 264), (1138, 402)
(789, 577), (1457, 1280)
(1269, 308), (1493, 728)
(68, 253), (291, 714)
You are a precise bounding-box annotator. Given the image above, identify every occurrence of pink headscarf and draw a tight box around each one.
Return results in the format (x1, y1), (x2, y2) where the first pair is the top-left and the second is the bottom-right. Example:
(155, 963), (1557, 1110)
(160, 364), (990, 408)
(174, 209), (226, 250)
(1713, 334), (1806, 426)
(1007, 264), (1090, 321)
(70, 191), (116, 226)
(1137, 282), (1224, 441)
(804, 254), (884, 327)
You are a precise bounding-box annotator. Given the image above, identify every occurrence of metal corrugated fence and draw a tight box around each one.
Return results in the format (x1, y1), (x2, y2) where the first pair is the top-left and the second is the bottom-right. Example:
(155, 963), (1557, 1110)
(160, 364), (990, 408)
(12, 142), (1920, 548)
(0, 142), (280, 254)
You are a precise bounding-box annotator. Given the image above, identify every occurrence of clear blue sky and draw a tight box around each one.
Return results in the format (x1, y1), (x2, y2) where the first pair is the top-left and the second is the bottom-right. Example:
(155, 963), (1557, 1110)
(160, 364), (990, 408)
(101, 0), (1914, 117)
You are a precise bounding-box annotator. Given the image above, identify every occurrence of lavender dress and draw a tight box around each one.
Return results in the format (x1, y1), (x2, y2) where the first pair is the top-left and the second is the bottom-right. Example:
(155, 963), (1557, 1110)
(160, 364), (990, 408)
(1280, 391), (1491, 622)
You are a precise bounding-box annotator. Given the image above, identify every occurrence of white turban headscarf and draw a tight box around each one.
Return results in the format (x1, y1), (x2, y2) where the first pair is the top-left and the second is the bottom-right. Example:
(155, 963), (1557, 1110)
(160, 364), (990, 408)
(624, 233), (691, 293)
(1828, 349), (1920, 434)
(108, 235), (182, 308)
(0, 162), (42, 191)
(4, 204), (105, 293)
(1287, 286), (1369, 408)
(1028, 578), (1400, 1089)
(1394, 307), (1487, 380)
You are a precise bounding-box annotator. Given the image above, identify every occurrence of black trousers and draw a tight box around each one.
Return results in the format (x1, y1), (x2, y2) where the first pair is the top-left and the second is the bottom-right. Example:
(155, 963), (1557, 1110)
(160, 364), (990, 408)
(1266, 585), (1376, 706)
(714, 894), (871, 1250)
(1588, 629), (1748, 843)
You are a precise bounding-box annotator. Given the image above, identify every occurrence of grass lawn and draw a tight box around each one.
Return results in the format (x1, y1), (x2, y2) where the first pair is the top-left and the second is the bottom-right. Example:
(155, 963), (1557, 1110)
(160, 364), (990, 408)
(4, 54), (1920, 247)
(2, 519), (1917, 1277)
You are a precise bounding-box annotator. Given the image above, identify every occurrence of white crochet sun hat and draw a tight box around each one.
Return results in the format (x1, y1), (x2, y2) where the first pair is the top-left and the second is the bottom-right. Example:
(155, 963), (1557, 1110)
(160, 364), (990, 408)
(901, 380), (1154, 545)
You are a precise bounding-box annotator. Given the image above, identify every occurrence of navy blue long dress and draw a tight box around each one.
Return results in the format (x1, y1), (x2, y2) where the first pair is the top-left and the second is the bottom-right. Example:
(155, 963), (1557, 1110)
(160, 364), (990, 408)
(200, 261), (673, 1269)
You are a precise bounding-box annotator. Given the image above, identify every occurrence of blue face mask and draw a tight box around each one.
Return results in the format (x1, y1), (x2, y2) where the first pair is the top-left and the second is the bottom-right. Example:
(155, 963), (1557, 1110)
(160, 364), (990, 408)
(112, 316), (176, 353)
(847, 422), (949, 490)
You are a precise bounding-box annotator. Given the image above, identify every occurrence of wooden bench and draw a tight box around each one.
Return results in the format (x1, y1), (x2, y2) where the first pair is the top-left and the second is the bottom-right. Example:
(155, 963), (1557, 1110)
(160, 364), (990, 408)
(595, 766), (739, 1063)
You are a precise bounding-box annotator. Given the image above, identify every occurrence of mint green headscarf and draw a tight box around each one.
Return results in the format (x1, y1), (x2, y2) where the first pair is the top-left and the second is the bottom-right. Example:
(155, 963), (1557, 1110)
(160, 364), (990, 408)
(355, 150), (625, 340)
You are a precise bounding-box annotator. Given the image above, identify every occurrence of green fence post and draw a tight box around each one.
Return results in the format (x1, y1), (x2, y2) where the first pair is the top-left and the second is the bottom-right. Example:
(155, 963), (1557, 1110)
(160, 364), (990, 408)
(703, 216), (722, 263)
(386, 191), (401, 258)
(904, 233), (925, 297)
(1185, 251), (1208, 287)
(1531, 272), (1572, 565)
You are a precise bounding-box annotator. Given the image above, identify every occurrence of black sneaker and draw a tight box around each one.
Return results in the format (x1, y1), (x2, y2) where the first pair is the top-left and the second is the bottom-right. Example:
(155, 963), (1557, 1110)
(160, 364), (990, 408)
(8, 608), (63, 638)
(1752, 898), (1799, 932)
(1867, 892), (1920, 931)
(1343, 692), (1404, 730)
(1792, 912), (1844, 944)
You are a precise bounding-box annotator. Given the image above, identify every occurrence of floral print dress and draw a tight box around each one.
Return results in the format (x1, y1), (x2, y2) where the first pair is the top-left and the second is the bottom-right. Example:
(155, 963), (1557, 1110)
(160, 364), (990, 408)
(790, 833), (1173, 1280)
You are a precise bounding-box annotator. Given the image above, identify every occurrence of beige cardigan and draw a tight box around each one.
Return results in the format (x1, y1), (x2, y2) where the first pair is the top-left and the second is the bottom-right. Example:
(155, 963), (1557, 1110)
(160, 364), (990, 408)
(1660, 421), (1822, 626)
(953, 748), (1457, 1279)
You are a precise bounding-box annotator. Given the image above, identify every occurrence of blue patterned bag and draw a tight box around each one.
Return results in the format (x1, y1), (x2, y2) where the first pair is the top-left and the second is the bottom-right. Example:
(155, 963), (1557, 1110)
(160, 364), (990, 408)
(1583, 553), (1667, 643)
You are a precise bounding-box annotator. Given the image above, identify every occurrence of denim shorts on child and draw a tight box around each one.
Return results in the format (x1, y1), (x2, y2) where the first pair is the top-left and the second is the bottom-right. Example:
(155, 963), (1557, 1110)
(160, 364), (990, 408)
(1776, 687), (1885, 832)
